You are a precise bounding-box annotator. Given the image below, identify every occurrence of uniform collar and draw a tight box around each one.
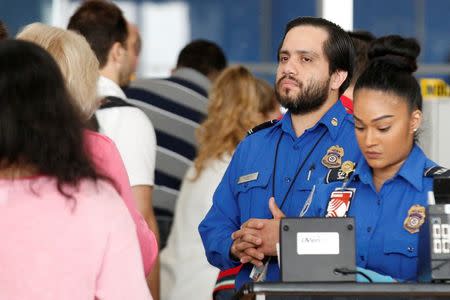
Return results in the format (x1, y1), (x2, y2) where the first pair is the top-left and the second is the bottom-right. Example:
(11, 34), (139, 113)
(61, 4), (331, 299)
(97, 75), (127, 100)
(278, 100), (349, 140)
(354, 144), (427, 192)
(397, 145), (428, 191)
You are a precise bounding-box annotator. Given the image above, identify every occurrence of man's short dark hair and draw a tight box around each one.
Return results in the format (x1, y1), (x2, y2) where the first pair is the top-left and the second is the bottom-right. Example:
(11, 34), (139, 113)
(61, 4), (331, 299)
(278, 17), (355, 96)
(176, 40), (227, 77)
(348, 30), (375, 87)
(67, 0), (128, 68)
(0, 20), (8, 40)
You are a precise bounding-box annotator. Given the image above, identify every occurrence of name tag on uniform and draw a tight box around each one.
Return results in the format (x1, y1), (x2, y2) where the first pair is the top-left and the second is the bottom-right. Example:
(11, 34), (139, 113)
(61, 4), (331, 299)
(238, 172), (259, 184)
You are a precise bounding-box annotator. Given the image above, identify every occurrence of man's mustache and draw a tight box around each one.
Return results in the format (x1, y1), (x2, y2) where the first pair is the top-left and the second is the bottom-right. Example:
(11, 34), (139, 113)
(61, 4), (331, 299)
(276, 74), (302, 88)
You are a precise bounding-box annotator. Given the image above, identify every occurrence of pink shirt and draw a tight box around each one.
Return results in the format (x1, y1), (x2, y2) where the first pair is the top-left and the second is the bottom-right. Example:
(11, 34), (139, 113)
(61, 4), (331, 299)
(0, 177), (152, 300)
(84, 130), (157, 275)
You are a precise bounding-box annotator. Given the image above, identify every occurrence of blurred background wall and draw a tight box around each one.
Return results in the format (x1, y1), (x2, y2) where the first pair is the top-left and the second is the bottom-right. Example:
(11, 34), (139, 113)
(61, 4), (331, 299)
(1, 0), (449, 165)
(1, 0), (449, 81)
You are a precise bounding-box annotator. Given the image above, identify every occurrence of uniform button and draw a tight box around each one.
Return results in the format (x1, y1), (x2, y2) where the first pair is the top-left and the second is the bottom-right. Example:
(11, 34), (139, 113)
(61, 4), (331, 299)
(285, 177), (291, 183)
(367, 227), (372, 233)
(407, 246), (414, 252)
(293, 145), (299, 150)
(360, 255), (365, 261)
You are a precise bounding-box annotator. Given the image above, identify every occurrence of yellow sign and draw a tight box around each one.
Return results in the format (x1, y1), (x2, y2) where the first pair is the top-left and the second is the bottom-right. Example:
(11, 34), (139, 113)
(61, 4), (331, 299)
(420, 78), (450, 98)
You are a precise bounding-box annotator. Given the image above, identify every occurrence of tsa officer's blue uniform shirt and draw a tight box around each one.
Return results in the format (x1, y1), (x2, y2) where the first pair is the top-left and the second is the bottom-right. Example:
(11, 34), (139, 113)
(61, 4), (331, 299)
(305, 145), (437, 281)
(199, 100), (361, 290)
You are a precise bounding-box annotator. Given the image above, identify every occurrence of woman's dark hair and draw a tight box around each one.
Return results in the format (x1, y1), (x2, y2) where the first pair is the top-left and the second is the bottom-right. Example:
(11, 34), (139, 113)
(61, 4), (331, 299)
(354, 35), (422, 112)
(0, 39), (107, 197)
(278, 17), (355, 96)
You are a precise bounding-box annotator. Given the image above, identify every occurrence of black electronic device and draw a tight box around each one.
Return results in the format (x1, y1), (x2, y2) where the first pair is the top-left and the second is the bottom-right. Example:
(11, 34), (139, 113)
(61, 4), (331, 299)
(419, 176), (450, 282)
(280, 217), (356, 282)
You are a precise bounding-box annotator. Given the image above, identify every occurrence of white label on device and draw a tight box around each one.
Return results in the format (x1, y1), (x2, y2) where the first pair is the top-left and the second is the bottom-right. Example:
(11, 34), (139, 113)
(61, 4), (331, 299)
(297, 232), (340, 255)
(445, 204), (450, 214)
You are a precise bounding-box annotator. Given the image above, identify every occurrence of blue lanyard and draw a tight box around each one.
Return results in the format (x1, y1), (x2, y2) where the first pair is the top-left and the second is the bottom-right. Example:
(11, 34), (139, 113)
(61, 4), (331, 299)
(272, 129), (327, 210)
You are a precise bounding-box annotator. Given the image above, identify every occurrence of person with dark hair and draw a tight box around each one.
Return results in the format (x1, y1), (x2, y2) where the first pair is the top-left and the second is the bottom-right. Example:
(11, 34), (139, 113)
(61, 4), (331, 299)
(199, 16), (361, 291)
(0, 20), (7, 40)
(68, 0), (160, 297)
(176, 39), (228, 84)
(302, 35), (449, 282)
(127, 39), (228, 123)
(341, 30), (376, 113)
(0, 39), (151, 300)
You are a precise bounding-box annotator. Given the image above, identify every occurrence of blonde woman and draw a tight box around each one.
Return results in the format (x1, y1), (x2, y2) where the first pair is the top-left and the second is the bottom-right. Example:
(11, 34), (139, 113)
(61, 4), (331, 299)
(161, 66), (278, 300)
(17, 23), (158, 276)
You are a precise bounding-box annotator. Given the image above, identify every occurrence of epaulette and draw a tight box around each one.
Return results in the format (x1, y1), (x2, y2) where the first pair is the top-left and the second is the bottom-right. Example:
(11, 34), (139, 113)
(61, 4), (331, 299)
(424, 166), (450, 177)
(247, 119), (279, 136)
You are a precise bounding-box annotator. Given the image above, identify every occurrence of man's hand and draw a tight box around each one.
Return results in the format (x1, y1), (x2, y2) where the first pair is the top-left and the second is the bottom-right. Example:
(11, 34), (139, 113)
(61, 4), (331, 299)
(231, 197), (286, 264)
(230, 222), (265, 267)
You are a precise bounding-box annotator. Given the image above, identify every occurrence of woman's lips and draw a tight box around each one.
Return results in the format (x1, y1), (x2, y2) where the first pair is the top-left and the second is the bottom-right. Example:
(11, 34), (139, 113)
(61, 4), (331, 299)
(364, 151), (382, 159)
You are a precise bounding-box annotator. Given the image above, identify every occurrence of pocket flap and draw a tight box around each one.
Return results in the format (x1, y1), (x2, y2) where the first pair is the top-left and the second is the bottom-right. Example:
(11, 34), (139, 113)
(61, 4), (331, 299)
(384, 235), (418, 258)
(235, 169), (271, 192)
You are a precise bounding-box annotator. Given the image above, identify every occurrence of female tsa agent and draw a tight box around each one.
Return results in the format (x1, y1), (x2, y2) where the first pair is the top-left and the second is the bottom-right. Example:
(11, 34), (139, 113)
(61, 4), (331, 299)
(302, 35), (449, 282)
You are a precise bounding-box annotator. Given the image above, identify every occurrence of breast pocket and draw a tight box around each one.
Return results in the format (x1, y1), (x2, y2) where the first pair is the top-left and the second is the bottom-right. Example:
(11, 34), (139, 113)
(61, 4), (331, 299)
(235, 170), (272, 222)
(287, 179), (315, 216)
(383, 235), (419, 280)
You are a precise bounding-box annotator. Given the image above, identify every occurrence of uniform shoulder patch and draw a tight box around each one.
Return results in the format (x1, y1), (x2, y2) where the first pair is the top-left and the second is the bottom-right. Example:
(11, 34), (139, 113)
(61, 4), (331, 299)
(424, 166), (450, 177)
(247, 119), (279, 136)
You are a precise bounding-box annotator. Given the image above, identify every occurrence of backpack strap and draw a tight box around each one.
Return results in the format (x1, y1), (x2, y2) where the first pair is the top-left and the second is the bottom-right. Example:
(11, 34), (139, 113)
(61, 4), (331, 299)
(99, 96), (135, 109)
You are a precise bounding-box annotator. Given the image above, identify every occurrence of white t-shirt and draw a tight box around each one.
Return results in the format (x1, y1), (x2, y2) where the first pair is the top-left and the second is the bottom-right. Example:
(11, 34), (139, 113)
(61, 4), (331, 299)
(97, 76), (156, 186)
(160, 156), (230, 300)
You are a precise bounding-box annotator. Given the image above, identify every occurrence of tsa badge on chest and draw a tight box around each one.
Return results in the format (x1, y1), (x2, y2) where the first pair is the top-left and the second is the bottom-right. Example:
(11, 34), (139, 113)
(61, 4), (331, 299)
(325, 188), (355, 218)
(322, 145), (344, 169)
(403, 205), (426, 234)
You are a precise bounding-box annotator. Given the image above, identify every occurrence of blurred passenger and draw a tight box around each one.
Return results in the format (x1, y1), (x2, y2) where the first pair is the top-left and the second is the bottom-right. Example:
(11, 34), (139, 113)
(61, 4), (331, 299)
(0, 39), (151, 300)
(303, 35), (449, 282)
(342, 30), (376, 113)
(160, 66), (273, 300)
(17, 22), (158, 278)
(0, 20), (7, 40)
(127, 39), (228, 123)
(126, 22), (142, 84)
(68, 1), (160, 296)
(255, 78), (282, 120)
(124, 39), (227, 255)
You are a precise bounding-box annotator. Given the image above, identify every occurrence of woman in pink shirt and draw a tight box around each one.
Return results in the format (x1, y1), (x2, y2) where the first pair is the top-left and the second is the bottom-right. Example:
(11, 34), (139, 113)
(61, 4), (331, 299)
(0, 39), (152, 299)
(17, 23), (157, 276)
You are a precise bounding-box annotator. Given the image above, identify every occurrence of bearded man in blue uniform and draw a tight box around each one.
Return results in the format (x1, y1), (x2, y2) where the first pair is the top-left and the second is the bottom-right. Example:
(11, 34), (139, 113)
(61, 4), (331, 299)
(199, 17), (362, 290)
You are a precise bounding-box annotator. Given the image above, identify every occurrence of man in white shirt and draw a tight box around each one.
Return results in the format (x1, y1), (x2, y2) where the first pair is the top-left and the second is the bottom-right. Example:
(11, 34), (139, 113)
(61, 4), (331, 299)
(68, 1), (160, 298)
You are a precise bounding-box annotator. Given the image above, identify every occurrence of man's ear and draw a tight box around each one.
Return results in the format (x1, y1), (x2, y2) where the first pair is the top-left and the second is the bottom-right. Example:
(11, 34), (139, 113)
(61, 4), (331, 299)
(109, 42), (125, 63)
(330, 70), (348, 91)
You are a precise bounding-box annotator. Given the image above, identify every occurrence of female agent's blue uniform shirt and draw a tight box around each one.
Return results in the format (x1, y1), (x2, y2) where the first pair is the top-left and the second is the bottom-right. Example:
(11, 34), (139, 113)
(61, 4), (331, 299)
(199, 100), (362, 290)
(305, 145), (437, 281)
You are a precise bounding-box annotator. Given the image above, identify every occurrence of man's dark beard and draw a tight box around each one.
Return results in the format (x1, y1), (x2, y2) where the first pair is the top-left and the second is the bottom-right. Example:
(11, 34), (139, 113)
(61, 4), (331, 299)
(275, 76), (330, 115)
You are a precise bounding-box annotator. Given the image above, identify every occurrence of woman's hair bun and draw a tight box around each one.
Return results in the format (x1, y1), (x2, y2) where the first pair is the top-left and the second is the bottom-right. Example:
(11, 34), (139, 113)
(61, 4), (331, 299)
(368, 35), (420, 73)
